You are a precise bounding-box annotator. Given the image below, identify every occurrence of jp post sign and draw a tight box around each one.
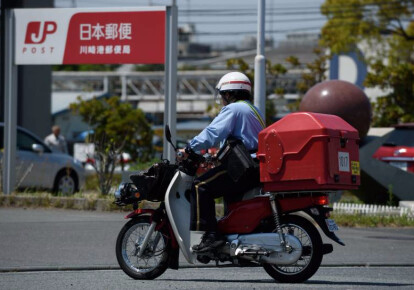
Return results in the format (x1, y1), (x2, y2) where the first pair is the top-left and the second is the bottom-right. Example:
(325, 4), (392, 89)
(14, 7), (166, 64)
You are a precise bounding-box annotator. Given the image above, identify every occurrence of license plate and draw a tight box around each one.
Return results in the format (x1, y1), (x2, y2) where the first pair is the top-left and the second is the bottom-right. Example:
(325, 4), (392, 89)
(325, 219), (339, 232)
(338, 152), (350, 172)
(389, 161), (407, 171)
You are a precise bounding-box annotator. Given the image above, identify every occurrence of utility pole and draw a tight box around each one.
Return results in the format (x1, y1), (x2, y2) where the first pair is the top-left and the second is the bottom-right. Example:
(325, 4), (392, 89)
(163, 0), (178, 161)
(254, 0), (266, 121)
(2, 5), (17, 194)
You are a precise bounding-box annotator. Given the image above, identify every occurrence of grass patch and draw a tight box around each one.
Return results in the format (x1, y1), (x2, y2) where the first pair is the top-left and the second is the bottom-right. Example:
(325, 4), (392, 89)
(338, 191), (364, 204)
(84, 174), (123, 192)
(0, 191), (117, 211)
(332, 213), (414, 227)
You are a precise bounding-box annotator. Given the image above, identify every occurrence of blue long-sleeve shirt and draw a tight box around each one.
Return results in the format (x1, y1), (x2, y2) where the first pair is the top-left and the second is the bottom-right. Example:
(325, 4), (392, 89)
(189, 101), (265, 152)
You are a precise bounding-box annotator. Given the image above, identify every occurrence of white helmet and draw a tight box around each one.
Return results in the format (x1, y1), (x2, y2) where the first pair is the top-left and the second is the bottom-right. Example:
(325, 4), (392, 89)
(216, 72), (252, 93)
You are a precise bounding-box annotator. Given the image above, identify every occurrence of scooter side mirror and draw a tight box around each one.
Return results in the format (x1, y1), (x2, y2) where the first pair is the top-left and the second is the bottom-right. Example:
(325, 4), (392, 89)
(165, 125), (172, 144)
(165, 125), (177, 151)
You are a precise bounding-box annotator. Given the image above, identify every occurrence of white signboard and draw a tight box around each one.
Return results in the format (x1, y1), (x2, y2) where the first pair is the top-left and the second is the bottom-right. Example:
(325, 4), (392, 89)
(14, 7), (166, 65)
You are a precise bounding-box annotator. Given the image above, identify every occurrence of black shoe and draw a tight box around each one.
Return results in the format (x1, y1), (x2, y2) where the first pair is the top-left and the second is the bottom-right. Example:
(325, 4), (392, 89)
(196, 255), (211, 264)
(192, 232), (225, 253)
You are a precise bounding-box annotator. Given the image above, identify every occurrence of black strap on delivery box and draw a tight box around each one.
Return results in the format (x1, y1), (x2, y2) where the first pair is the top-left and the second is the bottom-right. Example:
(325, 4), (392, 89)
(217, 137), (259, 182)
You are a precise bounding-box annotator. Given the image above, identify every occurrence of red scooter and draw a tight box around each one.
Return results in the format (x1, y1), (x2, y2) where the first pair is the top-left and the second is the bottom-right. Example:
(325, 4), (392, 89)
(114, 113), (359, 283)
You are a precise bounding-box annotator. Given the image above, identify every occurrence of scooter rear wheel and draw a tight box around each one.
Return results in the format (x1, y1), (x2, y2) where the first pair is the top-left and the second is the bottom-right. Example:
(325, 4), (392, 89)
(263, 215), (323, 283)
(116, 216), (171, 280)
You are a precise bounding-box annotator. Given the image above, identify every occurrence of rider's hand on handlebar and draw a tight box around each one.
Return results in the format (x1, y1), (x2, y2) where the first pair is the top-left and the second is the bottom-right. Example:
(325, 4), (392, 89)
(177, 149), (189, 162)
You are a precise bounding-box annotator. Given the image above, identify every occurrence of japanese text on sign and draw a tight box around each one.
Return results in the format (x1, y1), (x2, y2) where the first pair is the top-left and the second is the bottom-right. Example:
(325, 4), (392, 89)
(80, 23), (132, 41)
(79, 45), (130, 55)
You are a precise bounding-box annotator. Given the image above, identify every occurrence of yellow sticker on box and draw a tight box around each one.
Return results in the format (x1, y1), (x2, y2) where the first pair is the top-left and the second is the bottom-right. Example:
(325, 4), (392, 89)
(351, 161), (360, 175)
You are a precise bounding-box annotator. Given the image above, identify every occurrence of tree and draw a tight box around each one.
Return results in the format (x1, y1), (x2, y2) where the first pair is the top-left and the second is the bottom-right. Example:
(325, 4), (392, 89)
(320, 0), (414, 126)
(285, 47), (329, 111)
(70, 96), (153, 195)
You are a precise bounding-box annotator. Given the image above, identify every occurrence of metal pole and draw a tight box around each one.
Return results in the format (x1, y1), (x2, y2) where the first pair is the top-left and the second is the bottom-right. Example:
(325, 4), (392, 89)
(3, 8), (17, 194)
(254, 0), (266, 121)
(103, 76), (109, 94)
(121, 74), (127, 101)
(163, 2), (178, 161)
(163, 7), (170, 159)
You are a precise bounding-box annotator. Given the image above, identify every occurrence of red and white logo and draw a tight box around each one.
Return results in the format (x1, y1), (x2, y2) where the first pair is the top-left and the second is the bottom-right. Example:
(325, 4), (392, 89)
(24, 21), (57, 44)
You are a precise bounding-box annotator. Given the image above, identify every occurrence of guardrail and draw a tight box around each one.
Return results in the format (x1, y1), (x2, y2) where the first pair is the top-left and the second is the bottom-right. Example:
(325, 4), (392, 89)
(333, 202), (414, 219)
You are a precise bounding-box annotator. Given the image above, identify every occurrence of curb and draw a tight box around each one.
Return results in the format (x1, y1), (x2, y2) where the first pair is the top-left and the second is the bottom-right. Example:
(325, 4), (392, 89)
(0, 195), (225, 215)
(0, 195), (117, 211)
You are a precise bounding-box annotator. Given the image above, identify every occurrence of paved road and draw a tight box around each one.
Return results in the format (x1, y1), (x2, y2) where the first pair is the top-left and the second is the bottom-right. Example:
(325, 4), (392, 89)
(0, 208), (414, 289)
(1, 208), (414, 289)
(1, 267), (413, 290)
(0, 208), (124, 270)
(1, 208), (414, 270)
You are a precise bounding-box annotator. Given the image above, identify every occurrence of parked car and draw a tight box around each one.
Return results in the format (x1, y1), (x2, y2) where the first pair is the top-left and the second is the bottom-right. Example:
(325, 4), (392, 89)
(372, 124), (414, 173)
(0, 123), (85, 194)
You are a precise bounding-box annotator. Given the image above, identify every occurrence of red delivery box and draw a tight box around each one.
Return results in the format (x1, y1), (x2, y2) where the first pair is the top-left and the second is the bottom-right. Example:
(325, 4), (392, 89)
(257, 112), (360, 192)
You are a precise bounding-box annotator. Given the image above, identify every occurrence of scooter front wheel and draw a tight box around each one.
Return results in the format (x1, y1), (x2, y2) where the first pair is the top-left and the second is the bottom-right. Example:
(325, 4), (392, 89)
(263, 215), (323, 283)
(116, 216), (171, 280)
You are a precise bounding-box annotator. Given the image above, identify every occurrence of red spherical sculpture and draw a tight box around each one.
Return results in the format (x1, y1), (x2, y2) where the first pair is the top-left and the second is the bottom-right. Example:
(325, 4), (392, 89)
(299, 80), (372, 139)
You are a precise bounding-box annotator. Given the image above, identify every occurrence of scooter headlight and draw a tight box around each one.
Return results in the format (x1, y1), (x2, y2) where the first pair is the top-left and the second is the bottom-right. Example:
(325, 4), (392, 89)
(114, 183), (127, 199)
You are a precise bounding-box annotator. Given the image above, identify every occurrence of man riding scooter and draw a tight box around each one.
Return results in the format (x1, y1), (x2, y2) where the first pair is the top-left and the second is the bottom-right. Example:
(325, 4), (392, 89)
(178, 72), (265, 253)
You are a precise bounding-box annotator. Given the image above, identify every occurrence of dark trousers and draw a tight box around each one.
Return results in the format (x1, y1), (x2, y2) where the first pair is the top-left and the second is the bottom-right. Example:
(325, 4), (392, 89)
(190, 163), (259, 232)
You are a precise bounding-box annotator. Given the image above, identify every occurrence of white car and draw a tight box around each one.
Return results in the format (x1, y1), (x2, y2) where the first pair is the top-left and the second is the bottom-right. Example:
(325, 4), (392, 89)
(0, 124), (85, 194)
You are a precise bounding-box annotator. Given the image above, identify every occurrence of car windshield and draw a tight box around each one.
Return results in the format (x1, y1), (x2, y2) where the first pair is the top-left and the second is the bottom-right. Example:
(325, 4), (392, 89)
(383, 128), (414, 147)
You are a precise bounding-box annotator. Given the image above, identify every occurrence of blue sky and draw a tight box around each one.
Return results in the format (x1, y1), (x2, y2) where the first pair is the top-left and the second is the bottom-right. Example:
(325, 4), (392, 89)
(55, 0), (327, 46)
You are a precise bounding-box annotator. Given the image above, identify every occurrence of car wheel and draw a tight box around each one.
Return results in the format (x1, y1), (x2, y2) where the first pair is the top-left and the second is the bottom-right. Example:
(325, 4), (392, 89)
(54, 170), (78, 195)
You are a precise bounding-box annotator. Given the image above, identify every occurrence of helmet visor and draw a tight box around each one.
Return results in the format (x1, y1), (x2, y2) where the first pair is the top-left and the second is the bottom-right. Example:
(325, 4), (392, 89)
(214, 88), (222, 104)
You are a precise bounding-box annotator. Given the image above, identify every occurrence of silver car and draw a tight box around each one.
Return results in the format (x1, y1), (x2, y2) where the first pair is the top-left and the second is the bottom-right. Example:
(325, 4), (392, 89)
(0, 124), (85, 194)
